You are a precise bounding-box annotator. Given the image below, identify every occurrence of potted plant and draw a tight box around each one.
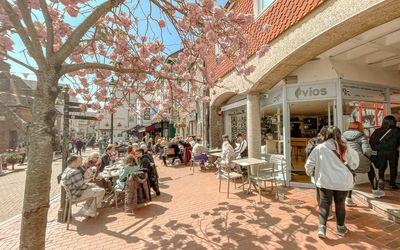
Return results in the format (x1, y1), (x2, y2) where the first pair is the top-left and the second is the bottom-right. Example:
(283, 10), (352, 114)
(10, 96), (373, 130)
(5, 153), (22, 170)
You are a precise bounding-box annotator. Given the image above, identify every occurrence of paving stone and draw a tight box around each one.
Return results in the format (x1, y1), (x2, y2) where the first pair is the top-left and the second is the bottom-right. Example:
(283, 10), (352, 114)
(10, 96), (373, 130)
(0, 157), (399, 249)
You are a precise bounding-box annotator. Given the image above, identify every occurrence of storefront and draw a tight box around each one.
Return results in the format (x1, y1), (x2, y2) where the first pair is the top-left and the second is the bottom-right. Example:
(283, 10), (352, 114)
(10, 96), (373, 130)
(261, 79), (398, 187)
(221, 95), (247, 140)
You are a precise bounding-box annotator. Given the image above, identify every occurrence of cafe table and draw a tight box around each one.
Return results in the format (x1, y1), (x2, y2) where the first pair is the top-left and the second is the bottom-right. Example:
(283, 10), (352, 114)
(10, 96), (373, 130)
(232, 158), (268, 193)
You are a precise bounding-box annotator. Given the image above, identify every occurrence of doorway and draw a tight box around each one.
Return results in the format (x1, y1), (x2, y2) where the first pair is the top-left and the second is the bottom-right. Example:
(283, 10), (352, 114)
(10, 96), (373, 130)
(288, 100), (336, 183)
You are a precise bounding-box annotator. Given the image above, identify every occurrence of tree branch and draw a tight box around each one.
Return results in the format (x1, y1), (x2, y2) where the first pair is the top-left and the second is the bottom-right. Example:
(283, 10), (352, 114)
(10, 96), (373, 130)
(0, 51), (37, 73)
(0, 0), (37, 63)
(59, 62), (142, 75)
(0, 101), (29, 133)
(15, 0), (47, 66)
(39, 0), (54, 59)
(55, 1), (119, 65)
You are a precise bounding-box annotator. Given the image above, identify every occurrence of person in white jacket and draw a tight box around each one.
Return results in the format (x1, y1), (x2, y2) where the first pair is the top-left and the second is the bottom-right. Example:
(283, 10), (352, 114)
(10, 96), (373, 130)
(305, 126), (359, 239)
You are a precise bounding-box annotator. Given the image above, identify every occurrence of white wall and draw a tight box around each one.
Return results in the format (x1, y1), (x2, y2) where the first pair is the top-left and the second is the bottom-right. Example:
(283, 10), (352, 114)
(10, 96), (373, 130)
(289, 59), (339, 83)
(332, 60), (400, 88)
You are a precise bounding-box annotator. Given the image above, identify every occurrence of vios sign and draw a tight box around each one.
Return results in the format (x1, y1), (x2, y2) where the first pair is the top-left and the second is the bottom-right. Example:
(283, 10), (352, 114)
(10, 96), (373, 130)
(287, 83), (336, 101)
(294, 87), (327, 99)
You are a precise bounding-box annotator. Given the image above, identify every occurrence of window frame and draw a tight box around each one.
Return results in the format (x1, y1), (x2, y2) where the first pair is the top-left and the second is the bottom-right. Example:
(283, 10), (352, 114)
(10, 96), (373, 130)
(253, 0), (276, 19)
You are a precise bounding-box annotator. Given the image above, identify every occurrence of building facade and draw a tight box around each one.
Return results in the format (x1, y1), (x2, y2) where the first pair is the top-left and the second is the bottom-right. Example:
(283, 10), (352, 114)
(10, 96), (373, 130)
(210, 0), (400, 186)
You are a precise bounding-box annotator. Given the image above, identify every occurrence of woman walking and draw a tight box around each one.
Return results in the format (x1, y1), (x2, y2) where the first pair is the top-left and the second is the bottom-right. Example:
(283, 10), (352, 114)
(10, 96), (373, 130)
(370, 115), (400, 190)
(342, 121), (383, 202)
(305, 126), (359, 238)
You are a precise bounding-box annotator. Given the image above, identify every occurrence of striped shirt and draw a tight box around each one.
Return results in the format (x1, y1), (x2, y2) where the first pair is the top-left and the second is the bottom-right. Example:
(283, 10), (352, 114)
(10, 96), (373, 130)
(61, 167), (88, 199)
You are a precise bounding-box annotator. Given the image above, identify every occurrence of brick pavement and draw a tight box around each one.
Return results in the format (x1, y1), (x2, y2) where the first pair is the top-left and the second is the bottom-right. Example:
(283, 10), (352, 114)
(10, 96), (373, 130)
(0, 150), (92, 223)
(1, 158), (400, 249)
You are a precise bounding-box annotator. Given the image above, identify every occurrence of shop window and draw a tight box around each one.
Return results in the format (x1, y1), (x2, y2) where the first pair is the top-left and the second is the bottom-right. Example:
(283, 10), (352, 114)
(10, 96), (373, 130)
(342, 101), (385, 138)
(261, 105), (283, 155)
(254, 0), (275, 18)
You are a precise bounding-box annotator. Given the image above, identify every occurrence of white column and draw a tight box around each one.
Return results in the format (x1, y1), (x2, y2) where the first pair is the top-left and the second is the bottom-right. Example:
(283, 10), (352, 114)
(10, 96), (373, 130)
(247, 94), (261, 159)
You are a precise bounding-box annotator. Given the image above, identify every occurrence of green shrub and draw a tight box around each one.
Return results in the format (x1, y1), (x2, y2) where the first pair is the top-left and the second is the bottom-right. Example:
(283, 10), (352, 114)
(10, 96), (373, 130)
(5, 153), (22, 170)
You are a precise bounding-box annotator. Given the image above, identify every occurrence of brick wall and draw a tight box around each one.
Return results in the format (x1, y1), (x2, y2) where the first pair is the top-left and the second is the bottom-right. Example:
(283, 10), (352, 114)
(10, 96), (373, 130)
(208, 0), (327, 81)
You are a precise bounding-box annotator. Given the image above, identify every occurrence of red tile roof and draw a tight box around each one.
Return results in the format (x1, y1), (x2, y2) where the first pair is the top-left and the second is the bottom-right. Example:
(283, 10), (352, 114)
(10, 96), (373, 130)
(207, 0), (327, 81)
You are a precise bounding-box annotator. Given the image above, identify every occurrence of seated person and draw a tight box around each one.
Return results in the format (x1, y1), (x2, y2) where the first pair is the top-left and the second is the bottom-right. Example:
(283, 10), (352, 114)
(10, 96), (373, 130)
(100, 144), (116, 172)
(136, 149), (160, 196)
(192, 138), (209, 169)
(115, 155), (142, 190)
(82, 152), (100, 180)
(234, 133), (248, 159)
(61, 155), (105, 218)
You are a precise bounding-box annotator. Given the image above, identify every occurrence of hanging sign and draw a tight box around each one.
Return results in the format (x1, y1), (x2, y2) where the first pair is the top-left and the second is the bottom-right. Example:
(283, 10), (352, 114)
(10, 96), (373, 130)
(342, 84), (386, 102)
(286, 82), (337, 101)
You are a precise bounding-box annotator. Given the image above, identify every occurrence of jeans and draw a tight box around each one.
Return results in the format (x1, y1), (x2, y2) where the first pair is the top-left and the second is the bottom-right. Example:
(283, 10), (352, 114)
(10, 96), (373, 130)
(193, 154), (209, 167)
(375, 152), (399, 186)
(318, 188), (348, 226)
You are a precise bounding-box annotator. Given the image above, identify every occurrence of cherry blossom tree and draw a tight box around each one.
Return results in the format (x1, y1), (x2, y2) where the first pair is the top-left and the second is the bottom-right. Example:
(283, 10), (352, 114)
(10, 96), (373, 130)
(0, 0), (262, 248)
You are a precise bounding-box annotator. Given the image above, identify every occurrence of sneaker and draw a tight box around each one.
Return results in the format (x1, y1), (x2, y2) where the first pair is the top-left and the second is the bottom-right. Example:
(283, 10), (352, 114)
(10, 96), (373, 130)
(337, 225), (348, 237)
(372, 189), (385, 198)
(390, 184), (400, 190)
(327, 213), (335, 221)
(345, 198), (357, 207)
(317, 225), (327, 239)
(378, 179), (385, 190)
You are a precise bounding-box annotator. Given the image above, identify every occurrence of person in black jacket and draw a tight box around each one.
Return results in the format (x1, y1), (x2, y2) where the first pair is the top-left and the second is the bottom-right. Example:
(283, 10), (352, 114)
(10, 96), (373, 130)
(136, 149), (160, 196)
(370, 115), (400, 190)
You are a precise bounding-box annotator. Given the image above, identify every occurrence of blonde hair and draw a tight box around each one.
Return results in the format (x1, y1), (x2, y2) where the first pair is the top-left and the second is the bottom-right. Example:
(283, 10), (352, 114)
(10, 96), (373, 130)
(90, 152), (99, 158)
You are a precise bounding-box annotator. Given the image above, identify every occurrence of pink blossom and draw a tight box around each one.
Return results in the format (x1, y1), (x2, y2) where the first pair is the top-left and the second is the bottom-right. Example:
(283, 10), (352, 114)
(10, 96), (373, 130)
(158, 19), (166, 28)
(96, 113), (105, 121)
(68, 89), (77, 97)
(79, 104), (87, 111)
(65, 6), (79, 17)
(262, 24), (272, 33)
(206, 30), (217, 43)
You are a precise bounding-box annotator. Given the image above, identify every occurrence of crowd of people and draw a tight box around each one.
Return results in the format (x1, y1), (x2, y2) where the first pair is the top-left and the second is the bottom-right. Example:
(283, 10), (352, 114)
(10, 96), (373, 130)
(305, 115), (400, 238)
(60, 140), (161, 218)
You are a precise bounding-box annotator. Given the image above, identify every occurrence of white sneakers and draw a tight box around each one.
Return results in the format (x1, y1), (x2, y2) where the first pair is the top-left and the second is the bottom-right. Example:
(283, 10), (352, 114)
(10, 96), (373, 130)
(345, 198), (357, 207)
(372, 189), (385, 198)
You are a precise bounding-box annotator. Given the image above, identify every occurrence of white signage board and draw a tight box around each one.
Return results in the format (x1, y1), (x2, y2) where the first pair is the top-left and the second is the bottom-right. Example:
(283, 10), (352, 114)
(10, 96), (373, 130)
(341, 84), (386, 102)
(286, 82), (337, 102)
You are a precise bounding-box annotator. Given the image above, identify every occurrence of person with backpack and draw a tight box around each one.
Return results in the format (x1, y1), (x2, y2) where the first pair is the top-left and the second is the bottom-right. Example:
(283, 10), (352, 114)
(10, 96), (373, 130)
(342, 121), (384, 202)
(370, 115), (400, 190)
(305, 126), (359, 238)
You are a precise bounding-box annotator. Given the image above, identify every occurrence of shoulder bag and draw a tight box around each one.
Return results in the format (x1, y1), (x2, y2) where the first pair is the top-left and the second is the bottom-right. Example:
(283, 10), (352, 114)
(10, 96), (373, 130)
(371, 129), (392, 161)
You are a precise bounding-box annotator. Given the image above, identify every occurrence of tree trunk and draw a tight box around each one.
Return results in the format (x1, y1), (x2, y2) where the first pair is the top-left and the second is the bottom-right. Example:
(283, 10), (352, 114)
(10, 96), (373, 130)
(19, 70), (60, 250)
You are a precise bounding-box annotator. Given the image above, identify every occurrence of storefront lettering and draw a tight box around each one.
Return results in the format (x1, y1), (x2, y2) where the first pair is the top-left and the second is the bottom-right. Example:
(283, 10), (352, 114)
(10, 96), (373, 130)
(294, 87), (327, 99)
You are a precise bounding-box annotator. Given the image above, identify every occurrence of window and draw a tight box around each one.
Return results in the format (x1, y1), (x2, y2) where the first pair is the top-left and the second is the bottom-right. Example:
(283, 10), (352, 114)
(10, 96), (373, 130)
(254, 0), (274, 18)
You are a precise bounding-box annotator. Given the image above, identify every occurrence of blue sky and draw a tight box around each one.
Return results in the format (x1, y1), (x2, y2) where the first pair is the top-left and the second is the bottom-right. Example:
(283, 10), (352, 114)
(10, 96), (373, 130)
(7, 0), (228, 82)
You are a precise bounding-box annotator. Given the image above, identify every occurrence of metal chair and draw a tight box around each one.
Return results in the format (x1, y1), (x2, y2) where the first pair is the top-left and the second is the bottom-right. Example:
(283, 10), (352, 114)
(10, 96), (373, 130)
(164, 148), (176, 165)
(60, 182), (97, 230)
(248, 163), (277, 202)
(269, 154), (287, 186)
(218, 162), (244, 198)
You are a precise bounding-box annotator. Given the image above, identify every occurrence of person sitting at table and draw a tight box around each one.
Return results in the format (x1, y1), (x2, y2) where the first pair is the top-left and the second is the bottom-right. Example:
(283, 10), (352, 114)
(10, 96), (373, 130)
(141, 144), (155, 163)
(114, 155), (142, 190)
(234, 134), (248, 159)
(82, 152), (100, 180)
(61, 155), (105, 218)
(192, 138), (209, 170)
(136, 149), (161, 196)
(100, 145), (117, 173)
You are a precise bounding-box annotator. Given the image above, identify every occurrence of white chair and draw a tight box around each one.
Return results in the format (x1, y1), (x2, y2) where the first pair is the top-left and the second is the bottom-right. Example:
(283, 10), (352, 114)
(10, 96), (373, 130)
(269, 154), (287, 187)
(114, 187), (125, 209)
(218, 162), (244, 198)
(249, 163), (277, 202)
(60, 182), (97, 230)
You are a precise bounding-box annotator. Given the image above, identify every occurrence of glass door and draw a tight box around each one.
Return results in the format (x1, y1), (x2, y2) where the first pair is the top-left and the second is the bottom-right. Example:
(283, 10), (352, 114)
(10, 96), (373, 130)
(287, 100), (336, 184)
